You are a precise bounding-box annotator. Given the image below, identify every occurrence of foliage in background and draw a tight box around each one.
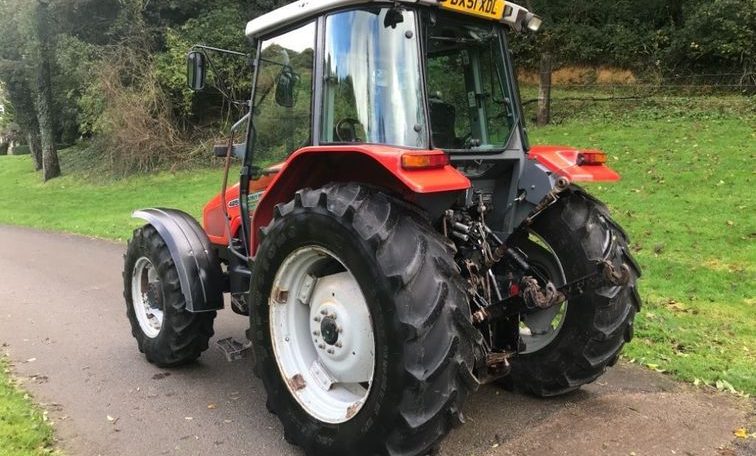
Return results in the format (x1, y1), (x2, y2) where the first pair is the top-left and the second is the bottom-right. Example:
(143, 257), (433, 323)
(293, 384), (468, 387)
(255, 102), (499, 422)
(0, 82), (12, 130)
(155, 4), (252, 126)
(663, 0), (755, 77)
(512, 0), (754, 80)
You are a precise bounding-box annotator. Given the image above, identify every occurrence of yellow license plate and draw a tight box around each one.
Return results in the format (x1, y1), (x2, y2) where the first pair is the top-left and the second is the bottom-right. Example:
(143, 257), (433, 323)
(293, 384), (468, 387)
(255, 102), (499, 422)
(440, 0), (506, 21)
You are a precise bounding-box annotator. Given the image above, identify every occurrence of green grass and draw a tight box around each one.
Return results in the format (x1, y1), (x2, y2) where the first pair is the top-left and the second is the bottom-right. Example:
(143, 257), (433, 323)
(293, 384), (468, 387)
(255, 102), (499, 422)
(0, 358), (56, 456)
(0, 154), (224, 241)
(0, 99), (754, 399)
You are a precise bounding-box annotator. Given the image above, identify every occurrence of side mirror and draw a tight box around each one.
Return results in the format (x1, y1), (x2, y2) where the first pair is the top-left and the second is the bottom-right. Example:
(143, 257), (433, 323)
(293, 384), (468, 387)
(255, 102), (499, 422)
(275, 65), (299, 108)
(187, 51), (206, 91)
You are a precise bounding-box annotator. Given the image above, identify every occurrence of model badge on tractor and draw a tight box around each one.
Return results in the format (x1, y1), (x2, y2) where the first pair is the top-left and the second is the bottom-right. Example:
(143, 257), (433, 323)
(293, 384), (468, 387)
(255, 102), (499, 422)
(123, 1), (641, 454)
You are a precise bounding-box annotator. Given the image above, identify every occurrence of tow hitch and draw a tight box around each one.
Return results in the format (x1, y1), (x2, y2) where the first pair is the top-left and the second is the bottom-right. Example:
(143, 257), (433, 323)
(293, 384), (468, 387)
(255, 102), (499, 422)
(473, 259), (631, 324)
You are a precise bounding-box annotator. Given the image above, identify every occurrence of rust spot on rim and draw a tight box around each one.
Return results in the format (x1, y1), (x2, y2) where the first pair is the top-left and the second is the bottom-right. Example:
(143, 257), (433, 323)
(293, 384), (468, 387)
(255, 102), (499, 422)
(273, 286), (289, 304)
(345, 401), (362, 420)
(287, 374), (306, 391)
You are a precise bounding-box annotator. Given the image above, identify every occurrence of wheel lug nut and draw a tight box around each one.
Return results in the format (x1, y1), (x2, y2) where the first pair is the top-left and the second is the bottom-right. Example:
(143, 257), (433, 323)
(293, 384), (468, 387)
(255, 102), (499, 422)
(314, 316), (320, 322)
(313, 331), (319, 336)
(327, 349), (334, 354)
(330, 313), (337, 320)
(320, 309), (327, 315)
(337, 326), (343, 333)
(335, 342), (342, 348)
(318, 344), (325, 349)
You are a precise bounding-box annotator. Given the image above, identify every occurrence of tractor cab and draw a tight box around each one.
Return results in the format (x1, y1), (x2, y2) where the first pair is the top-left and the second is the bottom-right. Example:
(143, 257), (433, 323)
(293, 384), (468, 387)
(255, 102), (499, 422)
(241, 0), (541, 167)
(188, 1), (542, 165)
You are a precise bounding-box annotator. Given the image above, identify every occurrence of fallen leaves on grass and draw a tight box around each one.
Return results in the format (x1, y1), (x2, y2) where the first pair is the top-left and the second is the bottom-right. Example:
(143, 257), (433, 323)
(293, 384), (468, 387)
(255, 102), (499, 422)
(645, 363), (666, 373)
(733, 428), (749, 439)
(716, 379), (738, 394)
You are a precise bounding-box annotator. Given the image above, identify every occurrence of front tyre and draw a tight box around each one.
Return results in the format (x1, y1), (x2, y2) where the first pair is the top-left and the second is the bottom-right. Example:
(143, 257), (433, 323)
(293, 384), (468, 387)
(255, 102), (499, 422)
(507, 187), (641, 397)
(250, 183), (479, 456)
(124, 225), (215, 367)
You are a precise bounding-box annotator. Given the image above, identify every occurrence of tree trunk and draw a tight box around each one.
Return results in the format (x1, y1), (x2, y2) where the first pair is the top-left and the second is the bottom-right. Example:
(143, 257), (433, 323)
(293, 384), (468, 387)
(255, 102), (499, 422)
(537, 53), (552, 127)
(34, 0), (61, 181)
(28, 132), (43, 170)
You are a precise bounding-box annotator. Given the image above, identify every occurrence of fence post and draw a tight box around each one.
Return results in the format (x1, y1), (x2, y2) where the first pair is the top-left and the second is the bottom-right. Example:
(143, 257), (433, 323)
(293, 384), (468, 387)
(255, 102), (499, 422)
(537, 53), (552, 126)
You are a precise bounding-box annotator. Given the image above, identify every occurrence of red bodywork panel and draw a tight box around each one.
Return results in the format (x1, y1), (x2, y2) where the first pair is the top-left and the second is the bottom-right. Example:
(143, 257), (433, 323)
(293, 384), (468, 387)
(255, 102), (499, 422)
(203, 145), (471, 252)
(203, 164), (282, 247)
(529, 145), (621, 182)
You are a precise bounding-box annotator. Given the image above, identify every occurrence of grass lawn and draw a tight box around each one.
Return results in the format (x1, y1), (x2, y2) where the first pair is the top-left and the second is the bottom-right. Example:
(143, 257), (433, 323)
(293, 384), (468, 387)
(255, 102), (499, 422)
(0, 358), (56, 456)
(0, 155), (224, 241)
(0, 101), (754, 399)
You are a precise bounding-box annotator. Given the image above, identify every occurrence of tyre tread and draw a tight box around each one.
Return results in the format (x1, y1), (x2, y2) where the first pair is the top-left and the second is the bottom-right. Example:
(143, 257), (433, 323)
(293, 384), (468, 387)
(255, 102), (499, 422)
(508, 187), (640, 397)
(251, 183), (480, 456)
(123, 225), (216, 367)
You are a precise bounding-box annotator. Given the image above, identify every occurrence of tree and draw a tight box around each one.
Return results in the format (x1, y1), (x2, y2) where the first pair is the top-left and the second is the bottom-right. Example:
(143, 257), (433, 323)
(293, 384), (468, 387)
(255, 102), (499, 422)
(0, 0), (44, 170)
(33, 0), (60, 181)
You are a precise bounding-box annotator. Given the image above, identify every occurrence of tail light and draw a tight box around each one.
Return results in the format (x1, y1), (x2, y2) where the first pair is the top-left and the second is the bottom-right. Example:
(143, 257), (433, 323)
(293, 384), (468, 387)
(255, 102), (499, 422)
(401, 152), (449, 170)
(576, 151), (607, 166)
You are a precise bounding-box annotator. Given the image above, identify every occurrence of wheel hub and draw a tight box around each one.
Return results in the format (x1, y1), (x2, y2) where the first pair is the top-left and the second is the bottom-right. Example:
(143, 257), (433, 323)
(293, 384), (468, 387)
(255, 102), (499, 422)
(320, 317), (339, 345)
(146, 281), (163, 309)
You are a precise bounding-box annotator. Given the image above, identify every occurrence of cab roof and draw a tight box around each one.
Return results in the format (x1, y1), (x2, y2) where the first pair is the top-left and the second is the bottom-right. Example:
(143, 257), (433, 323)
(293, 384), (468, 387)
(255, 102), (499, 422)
(245, 0), (537, 39)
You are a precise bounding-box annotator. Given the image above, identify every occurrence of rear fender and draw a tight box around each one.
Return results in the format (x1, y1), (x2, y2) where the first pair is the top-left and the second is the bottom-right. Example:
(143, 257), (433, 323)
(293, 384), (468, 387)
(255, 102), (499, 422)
(250, 145), (471, 255)
(529, 145), (621, 182)
(132, 208), (224, 312)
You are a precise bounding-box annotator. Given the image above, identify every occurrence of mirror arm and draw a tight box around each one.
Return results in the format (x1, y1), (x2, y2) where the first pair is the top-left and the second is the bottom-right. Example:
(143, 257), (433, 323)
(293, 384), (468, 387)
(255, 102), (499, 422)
(190, 44), (248, 58)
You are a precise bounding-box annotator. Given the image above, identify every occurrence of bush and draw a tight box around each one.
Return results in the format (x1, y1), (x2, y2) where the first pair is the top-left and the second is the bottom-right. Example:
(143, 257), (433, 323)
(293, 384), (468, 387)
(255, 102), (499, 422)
(91, 44), (195, 174)
(510, 0), (754, 80)
(56, 34), (102, 139)
(12, 144), (30, 155)
(662, 0), (755, 77)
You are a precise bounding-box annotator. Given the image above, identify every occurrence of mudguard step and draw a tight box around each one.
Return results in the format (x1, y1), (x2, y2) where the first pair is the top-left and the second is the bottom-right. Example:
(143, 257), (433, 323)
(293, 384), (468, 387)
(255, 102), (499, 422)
(216, 337), (252, 362)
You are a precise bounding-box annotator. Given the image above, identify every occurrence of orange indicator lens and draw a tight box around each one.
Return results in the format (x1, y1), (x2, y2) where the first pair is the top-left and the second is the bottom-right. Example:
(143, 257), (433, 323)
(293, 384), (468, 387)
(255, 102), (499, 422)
(401, 153), (450, 170)
(576, 151), (607, 166)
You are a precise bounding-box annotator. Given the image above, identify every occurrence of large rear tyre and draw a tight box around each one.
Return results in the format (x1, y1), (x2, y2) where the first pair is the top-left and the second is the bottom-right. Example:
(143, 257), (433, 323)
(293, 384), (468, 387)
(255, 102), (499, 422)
(124, 225), (216, 367)
(507, 187), (641, 397)
(250, 183), (479, 456)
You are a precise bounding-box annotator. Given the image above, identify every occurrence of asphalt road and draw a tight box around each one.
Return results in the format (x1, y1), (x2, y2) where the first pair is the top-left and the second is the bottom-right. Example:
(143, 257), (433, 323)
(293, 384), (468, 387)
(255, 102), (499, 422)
(0, 225), (752, 456)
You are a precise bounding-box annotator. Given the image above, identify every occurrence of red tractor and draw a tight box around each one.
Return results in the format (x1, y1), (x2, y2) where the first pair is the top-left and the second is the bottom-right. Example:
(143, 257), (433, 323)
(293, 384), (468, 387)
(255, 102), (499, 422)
(124, 1), (640, 454)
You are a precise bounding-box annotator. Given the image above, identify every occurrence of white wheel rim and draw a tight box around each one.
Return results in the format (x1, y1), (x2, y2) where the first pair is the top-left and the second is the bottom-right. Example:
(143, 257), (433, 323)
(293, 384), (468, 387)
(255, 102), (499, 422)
(131, 257), (164, 339)
(519, 233), (568, 354)
(270, 246), (375, 424)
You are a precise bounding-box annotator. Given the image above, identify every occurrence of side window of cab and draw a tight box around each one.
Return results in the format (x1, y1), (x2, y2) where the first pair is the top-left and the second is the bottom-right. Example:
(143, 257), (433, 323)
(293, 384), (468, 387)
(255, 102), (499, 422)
(253, 22), (316, 166)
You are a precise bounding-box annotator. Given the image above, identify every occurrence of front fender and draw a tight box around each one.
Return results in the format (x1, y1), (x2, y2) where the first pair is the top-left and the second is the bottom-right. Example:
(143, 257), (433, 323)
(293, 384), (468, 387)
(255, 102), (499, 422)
(132, 208), (224, 313)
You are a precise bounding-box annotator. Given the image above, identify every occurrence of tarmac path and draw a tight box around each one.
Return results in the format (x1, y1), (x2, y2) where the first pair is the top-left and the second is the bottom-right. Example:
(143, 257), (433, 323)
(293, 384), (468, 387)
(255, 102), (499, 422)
(0, 225), (752, 456)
